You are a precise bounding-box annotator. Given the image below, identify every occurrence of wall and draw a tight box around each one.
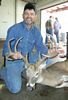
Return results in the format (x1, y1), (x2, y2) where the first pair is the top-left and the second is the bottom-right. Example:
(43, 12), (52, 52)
(0, 0), (15, 39)
(37, 0), (66, 9)
(16, 0), (26, 23)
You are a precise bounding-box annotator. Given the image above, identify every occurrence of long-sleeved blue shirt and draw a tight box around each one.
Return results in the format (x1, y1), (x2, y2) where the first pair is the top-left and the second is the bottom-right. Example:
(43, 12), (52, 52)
(2, 21), (48, 63)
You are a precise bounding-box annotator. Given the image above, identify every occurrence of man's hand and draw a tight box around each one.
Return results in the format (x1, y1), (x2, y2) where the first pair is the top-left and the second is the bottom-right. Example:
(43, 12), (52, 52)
(48, 49), (58, 58)
(8, 52), (22, 60)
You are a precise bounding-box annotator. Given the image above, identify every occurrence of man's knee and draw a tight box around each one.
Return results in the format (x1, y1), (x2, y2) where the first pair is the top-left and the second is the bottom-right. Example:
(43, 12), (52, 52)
(8, 83), (22, 93)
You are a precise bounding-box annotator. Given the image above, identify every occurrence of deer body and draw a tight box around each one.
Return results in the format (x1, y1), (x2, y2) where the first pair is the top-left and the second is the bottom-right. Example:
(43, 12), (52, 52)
(26, 60), (68, 88)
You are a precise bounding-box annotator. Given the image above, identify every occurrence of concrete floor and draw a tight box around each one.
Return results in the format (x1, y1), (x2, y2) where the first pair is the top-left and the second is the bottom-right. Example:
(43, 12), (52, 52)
(0, 60), (68, 100)
(0, 82), (68, 100)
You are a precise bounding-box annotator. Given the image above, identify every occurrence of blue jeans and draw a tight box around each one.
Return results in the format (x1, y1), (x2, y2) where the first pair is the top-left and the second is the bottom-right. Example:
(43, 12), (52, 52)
(45, 28), (53, 44)
(54, 31), (59, 43)
(0, 60), (25, 93)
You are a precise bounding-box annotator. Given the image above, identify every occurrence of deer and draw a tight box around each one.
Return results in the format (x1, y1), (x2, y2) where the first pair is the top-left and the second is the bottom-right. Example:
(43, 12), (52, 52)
(6, 35), (68, 91)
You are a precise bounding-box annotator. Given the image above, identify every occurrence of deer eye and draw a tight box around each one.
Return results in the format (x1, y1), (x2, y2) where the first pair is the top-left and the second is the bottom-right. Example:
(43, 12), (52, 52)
(35, 72), (39, 77)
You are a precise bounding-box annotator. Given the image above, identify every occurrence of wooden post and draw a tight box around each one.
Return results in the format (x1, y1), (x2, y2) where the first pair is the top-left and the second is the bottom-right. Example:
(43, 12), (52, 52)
(67, 32), (68, 59)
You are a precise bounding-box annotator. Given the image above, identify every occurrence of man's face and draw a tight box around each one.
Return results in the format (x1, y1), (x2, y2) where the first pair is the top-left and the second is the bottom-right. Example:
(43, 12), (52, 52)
(23, 9), (36, 26)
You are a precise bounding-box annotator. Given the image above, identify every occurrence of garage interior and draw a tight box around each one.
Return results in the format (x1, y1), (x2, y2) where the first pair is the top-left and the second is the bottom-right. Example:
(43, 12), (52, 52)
(0, 0), (68, 100)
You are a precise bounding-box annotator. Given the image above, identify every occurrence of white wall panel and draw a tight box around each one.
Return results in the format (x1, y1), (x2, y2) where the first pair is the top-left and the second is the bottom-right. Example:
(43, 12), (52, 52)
(0, 0), (15, 39)
(16, 0), (26, 23)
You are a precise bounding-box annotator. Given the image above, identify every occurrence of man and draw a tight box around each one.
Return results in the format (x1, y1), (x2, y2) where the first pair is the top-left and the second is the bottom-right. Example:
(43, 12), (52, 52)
(45, 16), (53, 44)
(0, 3), (48, 93)
(54, 17), (61, 43)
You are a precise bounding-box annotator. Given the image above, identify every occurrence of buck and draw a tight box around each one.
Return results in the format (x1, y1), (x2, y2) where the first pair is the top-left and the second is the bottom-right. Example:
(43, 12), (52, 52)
(7, 35), (68, 90)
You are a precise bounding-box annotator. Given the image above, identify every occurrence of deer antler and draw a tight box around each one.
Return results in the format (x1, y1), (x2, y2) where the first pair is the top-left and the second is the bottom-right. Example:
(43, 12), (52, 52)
(7, 37), (24, 60)
(34, 34), (58, 69)
(6, 38), (15, 60)
(7, 37), (30, 67)
(14, 37), (23, 53)
(46, 33), (57, 49)
(8, 38), (15, 54)
(14, 37), (30, 66)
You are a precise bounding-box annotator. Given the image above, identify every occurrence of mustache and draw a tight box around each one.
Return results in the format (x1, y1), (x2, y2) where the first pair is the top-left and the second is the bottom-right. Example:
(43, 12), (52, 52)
(26, 18), (32, 21)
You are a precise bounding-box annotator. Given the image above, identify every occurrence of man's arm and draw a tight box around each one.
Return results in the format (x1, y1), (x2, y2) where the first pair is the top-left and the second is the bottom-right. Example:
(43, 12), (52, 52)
(2, 28), (15, 57)
(35, 28), (48, 55)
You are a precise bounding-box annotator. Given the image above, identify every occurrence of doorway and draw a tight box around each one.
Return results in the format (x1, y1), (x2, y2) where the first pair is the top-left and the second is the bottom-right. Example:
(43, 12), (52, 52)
(41, 2), (68, 59)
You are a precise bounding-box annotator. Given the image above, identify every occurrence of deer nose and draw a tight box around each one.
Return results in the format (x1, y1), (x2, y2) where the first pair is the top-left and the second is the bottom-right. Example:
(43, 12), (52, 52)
(26, 84), (33, 91)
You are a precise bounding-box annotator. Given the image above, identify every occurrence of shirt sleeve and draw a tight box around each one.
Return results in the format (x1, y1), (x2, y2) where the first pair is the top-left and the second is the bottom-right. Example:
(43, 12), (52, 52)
(35, 28), (48, 55)
(2, 27), (16, 56)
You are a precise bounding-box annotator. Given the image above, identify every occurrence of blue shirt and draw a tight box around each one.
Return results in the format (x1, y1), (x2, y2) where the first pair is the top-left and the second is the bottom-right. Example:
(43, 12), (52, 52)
(54, 21), (61, 32)
(2, 21), (48, 63)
